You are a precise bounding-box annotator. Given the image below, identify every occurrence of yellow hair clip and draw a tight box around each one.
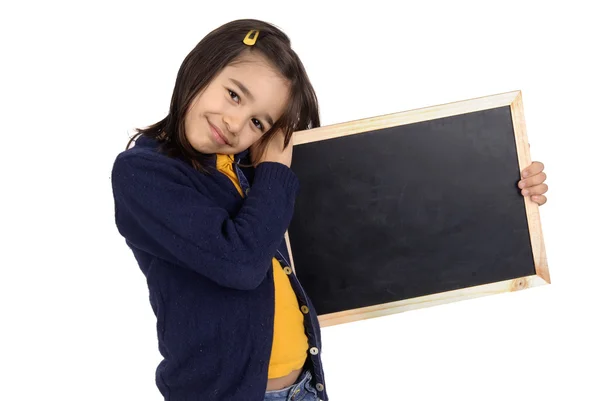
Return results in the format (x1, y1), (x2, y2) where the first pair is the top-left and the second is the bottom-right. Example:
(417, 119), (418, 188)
(243, 30), (260, 46)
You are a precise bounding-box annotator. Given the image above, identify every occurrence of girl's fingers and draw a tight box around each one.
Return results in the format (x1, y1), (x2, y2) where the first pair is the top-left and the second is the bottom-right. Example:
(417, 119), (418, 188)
(519, 172), (547, 189)
(521, 183), (548, 197)
(521, 161), (544, 178)
(530, 194), (547, 206)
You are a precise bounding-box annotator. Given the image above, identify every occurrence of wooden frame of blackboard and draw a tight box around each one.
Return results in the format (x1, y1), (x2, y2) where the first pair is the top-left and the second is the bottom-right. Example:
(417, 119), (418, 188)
(285, 90), (550, 327)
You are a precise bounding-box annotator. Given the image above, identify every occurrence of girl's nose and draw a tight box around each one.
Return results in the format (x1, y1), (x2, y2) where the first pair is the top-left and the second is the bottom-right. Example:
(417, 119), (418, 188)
(223, 114), (243, 136)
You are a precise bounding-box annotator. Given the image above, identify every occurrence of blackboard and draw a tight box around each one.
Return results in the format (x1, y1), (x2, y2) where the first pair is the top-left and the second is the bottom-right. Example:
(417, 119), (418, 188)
(286, 91), (549, 327)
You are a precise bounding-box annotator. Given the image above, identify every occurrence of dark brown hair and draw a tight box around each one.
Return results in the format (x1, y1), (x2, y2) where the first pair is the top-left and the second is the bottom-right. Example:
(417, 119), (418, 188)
(128, 19), (320, 172)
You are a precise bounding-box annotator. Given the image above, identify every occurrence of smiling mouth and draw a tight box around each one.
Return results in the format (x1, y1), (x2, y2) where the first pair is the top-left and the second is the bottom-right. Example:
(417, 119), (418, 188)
(208, 121), (231, 146)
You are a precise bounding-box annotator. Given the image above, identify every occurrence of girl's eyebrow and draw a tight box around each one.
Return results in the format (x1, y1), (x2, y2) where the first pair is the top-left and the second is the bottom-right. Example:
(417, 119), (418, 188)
(229, 78), (274, 126)
(230, 78), (254, 101)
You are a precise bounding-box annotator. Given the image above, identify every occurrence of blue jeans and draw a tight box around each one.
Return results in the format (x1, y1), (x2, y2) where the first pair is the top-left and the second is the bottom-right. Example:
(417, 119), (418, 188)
(264, 370), (319, 401)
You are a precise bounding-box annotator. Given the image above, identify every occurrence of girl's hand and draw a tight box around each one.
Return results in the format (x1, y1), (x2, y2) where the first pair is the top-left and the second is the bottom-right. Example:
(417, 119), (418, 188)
(250, 131), (293, 168)
(519, 161), (548, 206)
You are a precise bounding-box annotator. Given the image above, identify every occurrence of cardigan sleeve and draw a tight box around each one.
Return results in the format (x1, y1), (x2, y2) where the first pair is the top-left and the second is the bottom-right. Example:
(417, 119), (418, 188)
(111, 152), (299, 290)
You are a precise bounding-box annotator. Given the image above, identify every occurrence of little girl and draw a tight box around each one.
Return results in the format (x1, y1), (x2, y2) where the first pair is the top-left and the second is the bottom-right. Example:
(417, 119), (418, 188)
(111, 18), (549, 401)
(112, 19), (325, 401)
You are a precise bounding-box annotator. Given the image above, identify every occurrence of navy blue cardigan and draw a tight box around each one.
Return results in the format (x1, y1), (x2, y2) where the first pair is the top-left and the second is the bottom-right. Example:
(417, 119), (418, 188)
(111, 136), (328, 401)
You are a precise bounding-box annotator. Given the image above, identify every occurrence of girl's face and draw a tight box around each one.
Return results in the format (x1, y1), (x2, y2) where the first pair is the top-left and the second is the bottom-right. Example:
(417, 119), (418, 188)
(184, 52), (290, 155)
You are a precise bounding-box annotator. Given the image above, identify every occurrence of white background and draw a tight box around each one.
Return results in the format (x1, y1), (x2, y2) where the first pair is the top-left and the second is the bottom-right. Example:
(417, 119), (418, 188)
(2, 1), (598, 400)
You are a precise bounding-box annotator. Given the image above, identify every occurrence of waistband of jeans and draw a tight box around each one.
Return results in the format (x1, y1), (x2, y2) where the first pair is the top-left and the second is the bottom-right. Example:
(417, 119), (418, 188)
(264, 369), (313, 398)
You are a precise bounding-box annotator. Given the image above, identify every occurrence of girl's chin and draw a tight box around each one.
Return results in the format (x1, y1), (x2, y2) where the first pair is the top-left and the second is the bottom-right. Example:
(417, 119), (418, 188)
(185, 135), (213, 154)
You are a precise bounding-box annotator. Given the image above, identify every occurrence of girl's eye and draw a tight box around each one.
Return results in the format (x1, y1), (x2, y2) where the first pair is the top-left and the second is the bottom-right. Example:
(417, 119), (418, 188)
(251, 118), (264, 131)
(228, 89), (240, 103)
